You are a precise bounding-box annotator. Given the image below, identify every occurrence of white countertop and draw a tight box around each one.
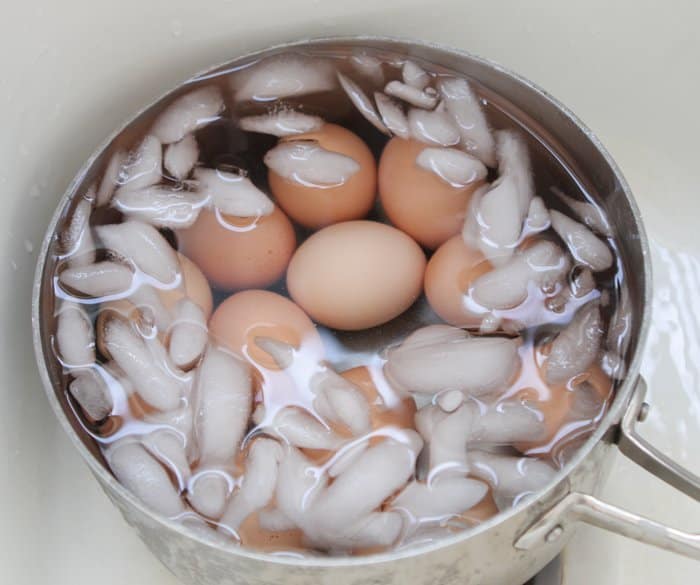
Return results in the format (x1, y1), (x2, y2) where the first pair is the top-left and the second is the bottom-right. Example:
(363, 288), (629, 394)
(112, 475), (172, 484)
(1, 1), (698, 583)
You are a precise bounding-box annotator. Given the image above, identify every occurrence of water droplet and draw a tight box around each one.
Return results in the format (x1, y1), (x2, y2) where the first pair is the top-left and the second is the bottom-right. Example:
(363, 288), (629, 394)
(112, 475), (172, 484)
(170, 19), (183, 38)
(29, 184), (41, 199)
(19, 144), (30, 156)
(9, 259), (18, 271)
(24, 239), (34, 253)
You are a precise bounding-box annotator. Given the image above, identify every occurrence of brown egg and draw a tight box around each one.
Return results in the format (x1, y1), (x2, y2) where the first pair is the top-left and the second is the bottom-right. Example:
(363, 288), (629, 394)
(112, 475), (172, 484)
(177, 207), (296, 291)
(460, 487), (500, 526)
(95, 252), (213, 356)
(510, 340), (573, 455)
(424, 235), (492, 328)
(287, 221), (426, 331)
(379, 138), (484, 249)
(100, 252), (212, 319)
(268, 123), (377, 229)
(238, 511), (305, 553)
(584, 364), (614, 402)
(299, 447), (335, 466)
(511, 384), (574, 455)
(160, 253), (214, 317)
(127, 392), (158, 420)
(340, 366), (416, 431)
(298, 367), (418, 460)
(513, 348), (613, 456)
(208, 289), (323, 371)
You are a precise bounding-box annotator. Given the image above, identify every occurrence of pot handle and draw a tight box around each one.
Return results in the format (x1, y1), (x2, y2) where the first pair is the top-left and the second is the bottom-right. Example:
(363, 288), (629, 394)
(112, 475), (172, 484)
(617, 377), (700, 500)
(515, 376), (700, 560)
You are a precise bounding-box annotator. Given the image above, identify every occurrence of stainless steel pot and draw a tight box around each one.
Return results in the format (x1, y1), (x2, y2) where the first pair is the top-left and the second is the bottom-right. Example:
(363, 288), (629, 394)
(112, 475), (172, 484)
(31, 36), (700, 585)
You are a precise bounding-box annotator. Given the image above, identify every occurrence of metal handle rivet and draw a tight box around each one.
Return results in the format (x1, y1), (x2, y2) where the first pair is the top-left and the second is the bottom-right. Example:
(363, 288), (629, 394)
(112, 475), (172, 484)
(545, 525), (564, 543)
(638, 402), (650, 422)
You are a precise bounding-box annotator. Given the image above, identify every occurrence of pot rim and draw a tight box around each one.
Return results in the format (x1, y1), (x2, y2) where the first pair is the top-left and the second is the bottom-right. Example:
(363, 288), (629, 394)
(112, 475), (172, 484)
(31, 34), (652, 569)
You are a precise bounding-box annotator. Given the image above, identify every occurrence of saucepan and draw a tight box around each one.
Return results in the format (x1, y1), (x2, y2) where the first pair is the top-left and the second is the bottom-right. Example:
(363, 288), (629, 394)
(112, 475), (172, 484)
(31, 36), (699, 585)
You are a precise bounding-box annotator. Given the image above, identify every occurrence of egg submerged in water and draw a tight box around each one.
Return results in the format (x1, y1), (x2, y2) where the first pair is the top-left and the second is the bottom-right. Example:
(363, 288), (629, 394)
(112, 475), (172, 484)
(208, 289), (323, 371)
(340, 366), (416, 430)
(379, 138), (485, 249)
(424, 235), (492, 328)
(177, 206), (296, 292)
(287, 221), (427, 331)
(266, 123), (377, 229)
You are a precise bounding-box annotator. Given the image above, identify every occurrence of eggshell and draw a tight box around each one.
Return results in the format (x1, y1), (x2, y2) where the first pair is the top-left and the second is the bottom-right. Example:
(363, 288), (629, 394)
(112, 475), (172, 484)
(584, 364), (614, 402)
(161, 253), (214, 317)
(238, 512), (305, 552)
(268, 124), (377, 229)
(208, 289), (323, 371)
(513, 356), (612, 456)
(127, 392), (159, 420)
(95, 252), (213, 349)
(511, 384), (574, 455)
(460, 487), (499, 526)
(177, 207), (296, 291)
(424, 235), (492, 328)
(287, 221), (426, 330)
(379, 138), (484, 249)
(340, 366), (416, 430)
